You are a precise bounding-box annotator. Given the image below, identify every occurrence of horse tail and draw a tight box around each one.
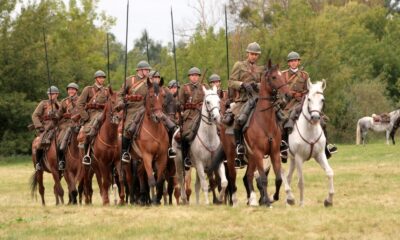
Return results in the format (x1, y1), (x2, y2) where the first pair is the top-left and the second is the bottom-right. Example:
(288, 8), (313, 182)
(206, 144), (226, 174)
(29, 171), (38, 199)
(356, 120), (361, 145)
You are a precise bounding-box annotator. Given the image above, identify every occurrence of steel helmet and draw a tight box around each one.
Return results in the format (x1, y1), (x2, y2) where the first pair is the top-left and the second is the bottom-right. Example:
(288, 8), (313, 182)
(136, 60), (151, 70)
(149, 70), (160, 78)
(47, 86), (59, 94)
(188, 67), (201, 76)
(168, 80), (179, 88)
(94, 70), (106, 79)
(287, 51), (301, 61)
(246, 42), (261, 54)
(209, 74), (221, 83)
(66, 82), (79, 91)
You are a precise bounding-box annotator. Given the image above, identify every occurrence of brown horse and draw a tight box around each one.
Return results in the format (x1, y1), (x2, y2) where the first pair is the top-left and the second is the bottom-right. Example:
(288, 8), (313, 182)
(220, 60), (290, 206)
(63, 127), (82, 204)
(81, 90), (120, 205)
(30, 132), (64, 205)
(123, 81), (169, 205)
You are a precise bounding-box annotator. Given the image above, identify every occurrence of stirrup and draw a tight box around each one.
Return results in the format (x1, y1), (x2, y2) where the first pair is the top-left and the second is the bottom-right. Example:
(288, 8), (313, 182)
(234, 157), (246, 169)
(168, 148), (176, 159)
(280, 140), (289, 152)
(184, 157), (191, 170)
(280, 151), (288, 163)
(82, 155), (92, 165)
(58, 161), (65, 171)
(236, 144), (245, 155)
(327, 144), (337, 154)
(121, 152), (131, 163)
(35, 162), (42, 171)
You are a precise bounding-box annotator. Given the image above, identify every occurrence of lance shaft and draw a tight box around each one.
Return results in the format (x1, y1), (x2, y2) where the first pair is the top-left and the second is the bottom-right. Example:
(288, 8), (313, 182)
(107, 33), (111, 86)
(121, 0), (130, 153)
(42, 28), (53, 112)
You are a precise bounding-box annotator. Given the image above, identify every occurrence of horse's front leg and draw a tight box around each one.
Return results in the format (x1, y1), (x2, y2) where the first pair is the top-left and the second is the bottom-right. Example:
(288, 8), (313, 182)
(386, 130), (390, 145)
(217, 163), (228, 202)
(155, 156), (167, 205)
(195, 161), (209, 205)
(246, 160), (258, 206)
(294, 154), (305, 207)
(51, 170), (64, 205)
(99, 162), (111, 205)
(270, 151), (282, 203)
(254, 153), (271, 207)
(315, 153), (334, 207)
(142, 153), (156, 203)
(37, 170), (46, 206)
(194, 172), (201, 205)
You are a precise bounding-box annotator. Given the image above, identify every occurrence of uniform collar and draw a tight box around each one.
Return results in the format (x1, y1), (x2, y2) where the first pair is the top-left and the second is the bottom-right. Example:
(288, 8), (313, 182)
(289, 68), (299, 74)
(94, 83), (104, 90)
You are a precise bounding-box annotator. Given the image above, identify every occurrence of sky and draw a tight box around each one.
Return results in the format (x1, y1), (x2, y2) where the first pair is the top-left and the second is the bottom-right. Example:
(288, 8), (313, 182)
(95, 0), (229, 49)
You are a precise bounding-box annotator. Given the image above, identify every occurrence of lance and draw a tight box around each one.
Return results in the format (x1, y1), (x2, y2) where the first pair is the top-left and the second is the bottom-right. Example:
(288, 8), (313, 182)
(145, 30), (150, 64)
(224, 5), (233, 100)
(107, 33), (111, 86)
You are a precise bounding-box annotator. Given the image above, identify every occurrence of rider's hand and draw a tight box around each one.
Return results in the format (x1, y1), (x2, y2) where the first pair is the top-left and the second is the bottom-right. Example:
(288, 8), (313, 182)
(241, 82), (254, 93)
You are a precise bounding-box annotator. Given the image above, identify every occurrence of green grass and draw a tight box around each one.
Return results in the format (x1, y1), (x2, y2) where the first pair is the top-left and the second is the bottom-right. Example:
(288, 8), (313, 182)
(0, 143), (399, 239)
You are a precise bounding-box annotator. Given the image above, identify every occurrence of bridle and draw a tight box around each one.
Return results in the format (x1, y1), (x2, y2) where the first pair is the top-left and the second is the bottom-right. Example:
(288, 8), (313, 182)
(301, 91), (325, 124)
(258, 67), (289, 112)
(201, 92), (220, 125)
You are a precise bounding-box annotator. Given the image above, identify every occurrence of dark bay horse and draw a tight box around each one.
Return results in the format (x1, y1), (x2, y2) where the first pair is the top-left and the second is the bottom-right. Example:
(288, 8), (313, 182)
(121, 81), (169, 205)
(82, 90), (120, 205)
(220, 60), (290, 206)
(30, 133), (64, 205)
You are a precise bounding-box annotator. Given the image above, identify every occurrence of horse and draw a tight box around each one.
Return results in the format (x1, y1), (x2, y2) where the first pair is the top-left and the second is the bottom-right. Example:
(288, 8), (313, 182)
(219, 60), (291, 207)
(121, 81), (170, 205)
(81, 90), (120, 205)
(172, 85), (226, 205)
(284, 79), (334, 207)
(30, 131), (64, 205)
(356, 110), (400, 145)
(63, 126), (82, 204)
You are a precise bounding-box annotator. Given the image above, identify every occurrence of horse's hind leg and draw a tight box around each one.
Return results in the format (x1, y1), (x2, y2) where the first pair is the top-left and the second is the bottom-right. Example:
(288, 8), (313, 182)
(37, 170), (46, 206)
(316, 154), (334, 207)
(294, 156), (305, 207)
(195, 162), (209, 205)
(194, 172), (201, 204)
(217, 164), (228, 203)
(51, 171), (64, 205)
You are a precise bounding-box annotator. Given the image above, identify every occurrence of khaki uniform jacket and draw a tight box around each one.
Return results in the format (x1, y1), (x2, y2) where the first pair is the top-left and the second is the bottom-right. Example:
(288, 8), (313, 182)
(228, 60), (263, 103)
(58, 95), (79, 128)
(179, 82), (206, 135)
(77, 84), (110, 123)
(32, 100), (60, 129)
(282, 69), (309, 111)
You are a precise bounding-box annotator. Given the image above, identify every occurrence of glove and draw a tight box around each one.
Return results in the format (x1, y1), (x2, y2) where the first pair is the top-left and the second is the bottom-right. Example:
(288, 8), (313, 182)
(241, 82), (253, 93)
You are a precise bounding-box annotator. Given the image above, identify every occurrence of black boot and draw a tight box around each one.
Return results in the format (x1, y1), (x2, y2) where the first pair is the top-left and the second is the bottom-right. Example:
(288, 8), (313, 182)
(58, 149), (65, 170)
(35, 150), (43, 171)
(182, 140), (191, 170)
(167, 129), (176, 159)
(280, 128), (289, 163)
(234, 128), (246, 168)
(82, 143), (91, 165)
(121, 136), (132, 163)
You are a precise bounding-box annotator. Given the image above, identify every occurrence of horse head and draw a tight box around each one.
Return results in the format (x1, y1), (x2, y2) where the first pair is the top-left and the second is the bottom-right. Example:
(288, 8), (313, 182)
(145, 81), (165, 123)
(304, 79), (326, 124)
(104, 88), (120, 125)
(201, 85), (221, 124)
(261, 59), (291, 101)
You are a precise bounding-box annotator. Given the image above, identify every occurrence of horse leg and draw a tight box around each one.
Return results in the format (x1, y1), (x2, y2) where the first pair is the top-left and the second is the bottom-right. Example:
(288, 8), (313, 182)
(167, 176), (174, 205)
(226, 148), (238, 206)
(316, 153), (334, 207)
(194, 172), (201, 205)
(294, 155), (305, 207)
(116, 162), (127, 205)
(185, 168), (192, 203)
(281, 161), (295, 206)
(99, 163), (110, 205)
(386, 130), (390, 145)
(270, 152), (283, 203)
(217, 165), (228, 203)
(174, 149), (187, 204)
(246, 161), (258, 206)
(64, 170), (73, 205)
(51, 170), (64, 205)
(195, 162), (209, 205)
(142, 154), (156, 203)
(155, 158), (167, 205)
(242, 167), (251, 200)
(37, 170), (46, 206)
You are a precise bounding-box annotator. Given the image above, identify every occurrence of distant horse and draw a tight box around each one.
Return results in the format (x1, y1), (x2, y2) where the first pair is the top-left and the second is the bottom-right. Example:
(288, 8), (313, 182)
(30, 132), (64, 205)
(284, 79), (334, 207)
(172, 86), (226, 205)
(356, 110), (400, 145)
(82, 91), (120, 205)
(122, 81), (169, 205)
(63, 127), (82, 204)
(219, 60), (290, 207)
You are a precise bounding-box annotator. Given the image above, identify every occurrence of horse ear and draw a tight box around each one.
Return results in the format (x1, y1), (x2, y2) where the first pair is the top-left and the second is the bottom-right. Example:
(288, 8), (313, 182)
(202, 85), (207, 93)
(146, 78), (151, 88)
(307, 78), (312, 90)
(321, 79), (326, 90)
(212, 85), (217, 92)
(160, 77), (164, 87)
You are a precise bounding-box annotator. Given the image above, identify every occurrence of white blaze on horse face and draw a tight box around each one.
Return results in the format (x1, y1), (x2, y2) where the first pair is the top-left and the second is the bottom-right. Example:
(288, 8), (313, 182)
(307, 82), (325, 123)
(278, 70), (282, 76)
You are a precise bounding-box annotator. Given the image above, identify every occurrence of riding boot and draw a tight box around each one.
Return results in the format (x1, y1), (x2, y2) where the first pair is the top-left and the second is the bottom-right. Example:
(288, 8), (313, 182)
(58, 149), (65, 171)
(322, 125), (337, 159)
(182, 140), (191, 170)
(82, 143), (91, 165)
(234, 128), (246, 168)
(280, 128), (289, 163)
(35, 150), (43, 171)
(167, 128), (176, 159)
(121, 136), (132, 163)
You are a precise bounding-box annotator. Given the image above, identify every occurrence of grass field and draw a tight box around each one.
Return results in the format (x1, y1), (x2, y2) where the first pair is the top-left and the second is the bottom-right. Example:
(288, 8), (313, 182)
(0, 143), (399, 239)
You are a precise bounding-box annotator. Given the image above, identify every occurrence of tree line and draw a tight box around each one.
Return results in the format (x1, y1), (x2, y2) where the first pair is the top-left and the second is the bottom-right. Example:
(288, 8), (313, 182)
(0, 0), (399, 155)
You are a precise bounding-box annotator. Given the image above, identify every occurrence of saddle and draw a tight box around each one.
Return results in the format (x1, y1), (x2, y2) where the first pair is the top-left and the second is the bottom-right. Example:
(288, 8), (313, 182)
(372, 113), (390, 124)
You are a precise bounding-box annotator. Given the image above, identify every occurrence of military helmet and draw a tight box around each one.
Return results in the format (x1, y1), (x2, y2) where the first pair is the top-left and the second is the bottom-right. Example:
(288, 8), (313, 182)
(209, 74), (221, 83)
(149, 70), (160, 78)
(246, 42), (261, 54)
(287, 51), (301, 61)
(188, 67), (201, 76)
(94, 70), (106, 79)
(47, 86), (59, 94)
(136, 60), (151, 70)
(66, 82), (79, 91)
(168, 79), (179, 88)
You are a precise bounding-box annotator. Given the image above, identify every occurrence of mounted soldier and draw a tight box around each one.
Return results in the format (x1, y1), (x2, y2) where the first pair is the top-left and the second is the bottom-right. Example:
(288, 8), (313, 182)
(167, 79), (180, 122)
(56, 83), (79, 170)
(279, 51), (337, 162)
(116, 60), (151, 163)
(31, 86), (60, 170)
(177, 67), (206, 169)
(208, 73), (227, 100)
(228, 42), (263, 167)
(76, 70), (110, 165)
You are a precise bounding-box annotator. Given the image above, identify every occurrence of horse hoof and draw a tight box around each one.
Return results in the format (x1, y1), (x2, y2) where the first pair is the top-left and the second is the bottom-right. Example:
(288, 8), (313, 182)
(286, 198), (295, 206)
(324, 199), (333, 207)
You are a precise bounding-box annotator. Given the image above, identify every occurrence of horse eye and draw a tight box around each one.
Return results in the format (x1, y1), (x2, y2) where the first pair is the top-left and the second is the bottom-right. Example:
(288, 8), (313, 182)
(308, 98), (311, 101)
(272, 76), (276, 80)
(206, 101), (210, 105)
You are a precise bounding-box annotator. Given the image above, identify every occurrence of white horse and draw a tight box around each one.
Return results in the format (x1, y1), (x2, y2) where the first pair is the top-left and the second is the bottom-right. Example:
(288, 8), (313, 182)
(284, 79), (334, 207)
(172, 86), (228, 205)
(356, 110), (400, 145)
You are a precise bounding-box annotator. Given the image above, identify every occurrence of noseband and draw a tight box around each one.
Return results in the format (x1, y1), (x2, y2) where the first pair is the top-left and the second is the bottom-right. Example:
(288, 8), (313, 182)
(201, 93), (220, 125)
(302, 91), (325, 124)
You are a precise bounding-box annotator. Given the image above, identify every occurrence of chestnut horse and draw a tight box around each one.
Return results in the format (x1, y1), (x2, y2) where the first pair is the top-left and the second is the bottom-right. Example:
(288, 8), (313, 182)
(82, 91), (120, 205)
(220, 60), (290, 206)
(30, 132), (64, 205)
(121, 81), (169, 205)
(63, 127), (82, 204)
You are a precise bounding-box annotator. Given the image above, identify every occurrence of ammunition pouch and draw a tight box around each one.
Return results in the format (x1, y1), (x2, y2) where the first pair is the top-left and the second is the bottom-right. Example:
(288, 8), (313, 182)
(39, 129), (55, 149)
(125, 94), (144, 102)
(184, 102), (202, 110)
(86, 103), (105, 110)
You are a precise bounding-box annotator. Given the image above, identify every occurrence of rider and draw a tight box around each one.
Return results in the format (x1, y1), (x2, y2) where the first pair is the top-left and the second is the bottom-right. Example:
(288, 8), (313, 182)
(228, 42), (263, 167)
(208, 73), (227, 99)
(279, 51), (337, 162)
(31, 86), (60, 171)
(116, 60), (151, 163)
(179, 67), (206, 169)
(57, 82), (79, 170)
(76, 70), (110, 165)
